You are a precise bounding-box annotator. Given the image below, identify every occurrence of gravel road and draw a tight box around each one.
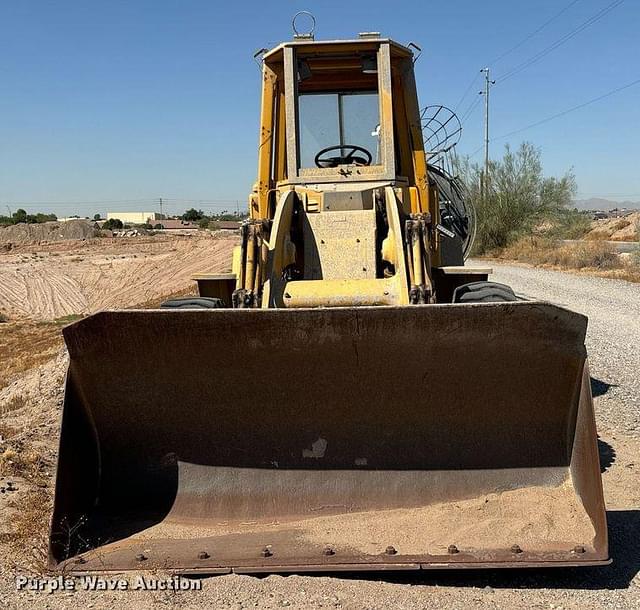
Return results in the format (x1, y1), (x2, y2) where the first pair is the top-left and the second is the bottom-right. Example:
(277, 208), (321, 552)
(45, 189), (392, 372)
(485, 261), (640, 437)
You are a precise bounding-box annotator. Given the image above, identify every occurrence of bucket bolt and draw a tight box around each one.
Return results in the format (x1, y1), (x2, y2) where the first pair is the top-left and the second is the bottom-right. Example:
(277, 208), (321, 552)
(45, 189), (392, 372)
(323, 546), (335, 556)
(260, 547), (272, 558)
(198, 551), (210, 560)
(135, 553), (147, 562)
(573, 545), (586, 554)
(510, 544), (523, 554)
(447, 545), (459, 555)
(385, 546), (397, 555)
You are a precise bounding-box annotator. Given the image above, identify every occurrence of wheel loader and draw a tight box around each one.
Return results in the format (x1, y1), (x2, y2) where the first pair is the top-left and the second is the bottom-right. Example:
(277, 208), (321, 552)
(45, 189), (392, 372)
(50, 30), (608, 574)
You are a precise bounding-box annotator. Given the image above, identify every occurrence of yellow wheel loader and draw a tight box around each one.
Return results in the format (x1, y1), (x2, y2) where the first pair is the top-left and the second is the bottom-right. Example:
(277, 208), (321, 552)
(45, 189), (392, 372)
(50, 30), (608, 574)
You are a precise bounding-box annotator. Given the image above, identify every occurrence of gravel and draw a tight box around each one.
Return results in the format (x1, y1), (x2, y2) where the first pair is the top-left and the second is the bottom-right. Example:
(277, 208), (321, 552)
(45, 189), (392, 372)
(483, 261), (640, 438)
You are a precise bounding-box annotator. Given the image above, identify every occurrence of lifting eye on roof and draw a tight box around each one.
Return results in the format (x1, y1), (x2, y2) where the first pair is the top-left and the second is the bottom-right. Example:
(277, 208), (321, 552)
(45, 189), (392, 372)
(292, 11), (316, 40)
(361, 56), (377, 74)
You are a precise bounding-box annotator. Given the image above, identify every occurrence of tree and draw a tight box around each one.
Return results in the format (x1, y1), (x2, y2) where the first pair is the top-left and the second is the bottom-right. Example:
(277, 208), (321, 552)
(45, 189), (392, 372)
(182, 208), (204, 221)
(33, 212), (57, 223)
(210, 210), (248, 222)
(458, 142), (577, 254)
(102, 218), (123, 230)
(0, 209), (56, 225)
(13, 209), (27, 223)
(93, 213), (101, 221)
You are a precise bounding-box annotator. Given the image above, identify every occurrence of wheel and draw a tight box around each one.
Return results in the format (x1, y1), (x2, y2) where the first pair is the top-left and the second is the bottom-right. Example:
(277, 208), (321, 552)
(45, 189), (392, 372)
(452, 281), (517, 303)
(160, 297), (225, 309)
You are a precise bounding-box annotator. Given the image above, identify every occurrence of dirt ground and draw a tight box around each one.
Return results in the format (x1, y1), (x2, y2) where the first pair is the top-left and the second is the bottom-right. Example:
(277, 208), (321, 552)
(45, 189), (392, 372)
(0, 233), (236, 320)
(0, 239), (638, 609)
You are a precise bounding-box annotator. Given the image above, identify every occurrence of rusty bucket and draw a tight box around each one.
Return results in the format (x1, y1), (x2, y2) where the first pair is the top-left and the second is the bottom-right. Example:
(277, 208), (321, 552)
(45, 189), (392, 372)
(50, 303), (608, 573)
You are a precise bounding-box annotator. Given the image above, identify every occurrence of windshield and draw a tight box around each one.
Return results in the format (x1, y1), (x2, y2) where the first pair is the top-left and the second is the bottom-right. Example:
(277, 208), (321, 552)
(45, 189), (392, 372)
(298, 92), (380, 169)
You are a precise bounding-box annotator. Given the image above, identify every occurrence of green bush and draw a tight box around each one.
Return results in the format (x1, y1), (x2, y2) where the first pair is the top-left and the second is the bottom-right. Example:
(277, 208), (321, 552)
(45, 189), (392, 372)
(543, 209), (592, 240)
(458, 142), (577, 254)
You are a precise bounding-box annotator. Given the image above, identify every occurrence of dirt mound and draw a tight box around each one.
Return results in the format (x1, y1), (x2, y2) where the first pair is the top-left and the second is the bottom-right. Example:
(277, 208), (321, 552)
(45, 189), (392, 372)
(0, 234), (237, 320)
(0, 220), (99, 246)
(586, 212), (640, 241)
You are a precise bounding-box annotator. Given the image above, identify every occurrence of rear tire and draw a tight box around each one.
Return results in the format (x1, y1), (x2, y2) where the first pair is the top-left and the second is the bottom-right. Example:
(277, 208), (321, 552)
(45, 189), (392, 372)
(160, 297), (225, 309)
(453, 281), (517, 303)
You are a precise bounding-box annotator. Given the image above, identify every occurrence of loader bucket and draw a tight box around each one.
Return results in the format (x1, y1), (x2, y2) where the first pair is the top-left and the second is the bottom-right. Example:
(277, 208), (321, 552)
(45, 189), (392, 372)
(50, 303), (608, 574)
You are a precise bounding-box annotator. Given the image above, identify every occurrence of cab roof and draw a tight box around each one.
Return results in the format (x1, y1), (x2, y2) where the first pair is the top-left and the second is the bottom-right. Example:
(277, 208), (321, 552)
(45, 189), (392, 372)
(263, 37), (415, 62)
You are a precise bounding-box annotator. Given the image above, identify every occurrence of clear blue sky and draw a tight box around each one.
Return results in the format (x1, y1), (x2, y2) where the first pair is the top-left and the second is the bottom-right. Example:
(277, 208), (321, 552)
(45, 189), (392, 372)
(1, 0), (638, 217)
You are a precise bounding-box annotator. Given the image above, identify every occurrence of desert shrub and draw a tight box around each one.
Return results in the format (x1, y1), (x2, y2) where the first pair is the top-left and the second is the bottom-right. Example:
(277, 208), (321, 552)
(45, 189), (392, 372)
(543, 209), (592, 239)
(500, 237), (620, 270)
(458, 142), (576, 254)
(0, 423), (17, 440)
(0, 447), (43, 478)
(0, 394), (26, 416)
(559, 242), (619, 269)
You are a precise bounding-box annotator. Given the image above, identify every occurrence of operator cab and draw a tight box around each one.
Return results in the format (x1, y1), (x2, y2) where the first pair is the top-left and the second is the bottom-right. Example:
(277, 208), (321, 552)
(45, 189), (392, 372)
(297, 53), (380, 169)
(256, 35), (416, 191)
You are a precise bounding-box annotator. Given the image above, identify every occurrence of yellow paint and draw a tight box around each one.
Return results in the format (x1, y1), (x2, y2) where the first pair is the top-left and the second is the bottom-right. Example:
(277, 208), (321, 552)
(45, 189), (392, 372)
(238, 37), (444, 307)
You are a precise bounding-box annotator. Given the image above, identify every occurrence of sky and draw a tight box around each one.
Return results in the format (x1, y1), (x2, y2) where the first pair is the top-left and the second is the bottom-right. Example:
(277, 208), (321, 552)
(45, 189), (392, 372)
(0, 0), (639, 218)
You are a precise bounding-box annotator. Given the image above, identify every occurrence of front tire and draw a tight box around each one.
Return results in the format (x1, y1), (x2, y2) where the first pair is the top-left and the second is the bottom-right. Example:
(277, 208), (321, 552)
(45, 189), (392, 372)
(453, 281), (517, 303)
(160, 297), (225, 309)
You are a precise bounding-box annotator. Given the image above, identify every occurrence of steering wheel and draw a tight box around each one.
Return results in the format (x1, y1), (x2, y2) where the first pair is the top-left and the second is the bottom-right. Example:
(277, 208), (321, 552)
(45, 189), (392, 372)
(314, 145), (372, 168)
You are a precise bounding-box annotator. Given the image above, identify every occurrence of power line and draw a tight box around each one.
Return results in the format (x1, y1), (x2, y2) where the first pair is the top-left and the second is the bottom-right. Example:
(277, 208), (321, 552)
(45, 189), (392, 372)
(496, 0), (625, 83)
(5, 198), (152, 205)
(488, 0), (582, 66)
(459, 96), (482, 125)
(453, 72), (481, 114)
(4, 198), (243, 207)
(494, 76), (640, 140)
(457, 0), (624, 160)
(468, 144), (484, 158)
(452, 0), (582, 117)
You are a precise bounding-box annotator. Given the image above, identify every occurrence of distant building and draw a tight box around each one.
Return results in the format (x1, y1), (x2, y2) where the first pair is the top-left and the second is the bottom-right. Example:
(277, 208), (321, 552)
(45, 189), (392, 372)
(154, 219), (199, 231)
(106, 212), (164, 224)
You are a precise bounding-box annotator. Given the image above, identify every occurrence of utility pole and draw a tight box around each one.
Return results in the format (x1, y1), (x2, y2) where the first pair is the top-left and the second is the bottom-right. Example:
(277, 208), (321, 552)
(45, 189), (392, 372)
(158, 197), (164, 219)
(479, 67), (495, 200)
